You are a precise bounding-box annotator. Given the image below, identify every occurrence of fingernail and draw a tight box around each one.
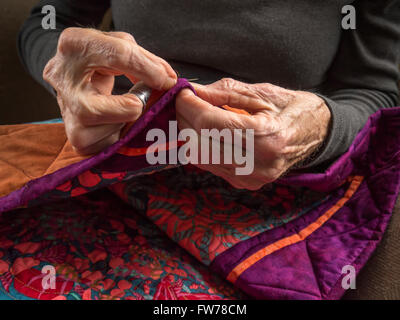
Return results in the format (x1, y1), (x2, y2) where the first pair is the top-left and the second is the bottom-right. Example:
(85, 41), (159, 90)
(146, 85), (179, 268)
(164, 77), (177, 90)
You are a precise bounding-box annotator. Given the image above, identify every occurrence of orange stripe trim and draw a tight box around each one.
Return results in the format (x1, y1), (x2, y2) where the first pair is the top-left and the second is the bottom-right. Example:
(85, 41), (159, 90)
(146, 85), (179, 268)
(117, 140), (185, 157)
(226, 175), (364, 283)
(221, 105), (251, 116)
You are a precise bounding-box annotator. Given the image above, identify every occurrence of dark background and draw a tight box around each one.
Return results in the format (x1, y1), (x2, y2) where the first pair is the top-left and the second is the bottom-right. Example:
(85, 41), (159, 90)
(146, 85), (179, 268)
(0, 0), (399, 299)
(0, 0), (60, 124)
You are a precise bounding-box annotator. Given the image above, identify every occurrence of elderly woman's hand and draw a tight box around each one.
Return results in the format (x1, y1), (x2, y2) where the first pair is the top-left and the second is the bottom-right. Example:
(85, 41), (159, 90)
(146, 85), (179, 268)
(175, 78), (331, 190)
(43, 27), (177, 155)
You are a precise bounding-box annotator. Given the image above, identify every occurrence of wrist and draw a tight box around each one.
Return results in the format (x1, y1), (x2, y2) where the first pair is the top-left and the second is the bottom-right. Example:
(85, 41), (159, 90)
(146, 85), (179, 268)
(290, 96), (332, 170)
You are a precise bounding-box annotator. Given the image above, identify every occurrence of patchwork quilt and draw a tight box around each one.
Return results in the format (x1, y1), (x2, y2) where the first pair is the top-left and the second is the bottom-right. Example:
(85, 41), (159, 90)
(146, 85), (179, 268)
(0, 79), (399, 300)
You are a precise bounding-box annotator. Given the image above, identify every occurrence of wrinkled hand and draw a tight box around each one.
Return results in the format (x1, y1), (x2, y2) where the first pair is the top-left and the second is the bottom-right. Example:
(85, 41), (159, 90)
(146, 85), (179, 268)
(176, 78), (331, 190)
(43, 27), (177, 154)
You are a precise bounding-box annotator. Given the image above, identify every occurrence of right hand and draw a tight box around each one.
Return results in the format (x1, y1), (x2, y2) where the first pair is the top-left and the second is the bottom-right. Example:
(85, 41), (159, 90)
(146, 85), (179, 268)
(43, 27), (177, 155)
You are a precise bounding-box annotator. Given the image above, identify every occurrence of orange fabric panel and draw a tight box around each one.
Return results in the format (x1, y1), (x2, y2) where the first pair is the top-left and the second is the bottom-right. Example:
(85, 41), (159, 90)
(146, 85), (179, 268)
(0, 89), (167, 198)
(0, 123), (87, 197)
(226, 175), (364, 283)
(45, 140), (90, 175)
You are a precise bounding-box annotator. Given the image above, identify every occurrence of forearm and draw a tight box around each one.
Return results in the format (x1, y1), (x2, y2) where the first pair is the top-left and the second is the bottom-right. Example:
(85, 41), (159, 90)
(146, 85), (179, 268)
(304, 89), (399, 168)
(18, 0), (110, 94)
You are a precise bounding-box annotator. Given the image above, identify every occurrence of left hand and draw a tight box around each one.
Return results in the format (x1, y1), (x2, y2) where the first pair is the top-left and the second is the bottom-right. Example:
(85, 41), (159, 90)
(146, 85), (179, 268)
(175, 78), (331, 190)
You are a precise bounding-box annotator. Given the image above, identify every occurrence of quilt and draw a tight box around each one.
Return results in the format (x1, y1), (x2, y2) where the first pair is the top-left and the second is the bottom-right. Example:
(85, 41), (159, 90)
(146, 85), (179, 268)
(0, 79), (399, 300)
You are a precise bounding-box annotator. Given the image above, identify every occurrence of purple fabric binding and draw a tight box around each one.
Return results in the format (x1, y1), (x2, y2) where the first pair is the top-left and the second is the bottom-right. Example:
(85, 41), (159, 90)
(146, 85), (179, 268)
(211, 107), (400, 299)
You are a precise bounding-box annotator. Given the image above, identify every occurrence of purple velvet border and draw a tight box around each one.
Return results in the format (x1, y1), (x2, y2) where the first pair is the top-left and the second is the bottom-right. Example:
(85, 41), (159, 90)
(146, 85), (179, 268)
(211, 107), (400, 300)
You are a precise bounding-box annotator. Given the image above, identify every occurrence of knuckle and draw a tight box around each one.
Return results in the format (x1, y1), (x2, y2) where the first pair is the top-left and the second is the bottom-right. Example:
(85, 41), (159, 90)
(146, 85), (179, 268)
(116, 32), (136, 43)
(58, 27), (80, 54)
(121, 96), (143, 120)
(118, 39), (133, 57)
(69, 135), (89, 154)
(42, 58), (65, 91)
(259, 82), (275, 92)
(74, 108), (88, 124)
(42, 58), (56, 82)
(218, 78), (237, 90)
(68, 133), (83, 152)
(74, 97), (93, 124)
(64, 123), (84, 151)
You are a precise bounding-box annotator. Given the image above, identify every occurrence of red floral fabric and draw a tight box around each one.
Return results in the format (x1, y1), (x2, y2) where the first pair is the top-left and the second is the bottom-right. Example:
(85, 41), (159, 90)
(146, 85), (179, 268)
(0, 189), (243, 300)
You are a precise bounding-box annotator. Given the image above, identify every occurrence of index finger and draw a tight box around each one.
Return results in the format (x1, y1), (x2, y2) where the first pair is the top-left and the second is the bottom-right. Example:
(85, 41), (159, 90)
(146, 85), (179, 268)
(74, 30), (177, 90)
(176, 89), (275, 135)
